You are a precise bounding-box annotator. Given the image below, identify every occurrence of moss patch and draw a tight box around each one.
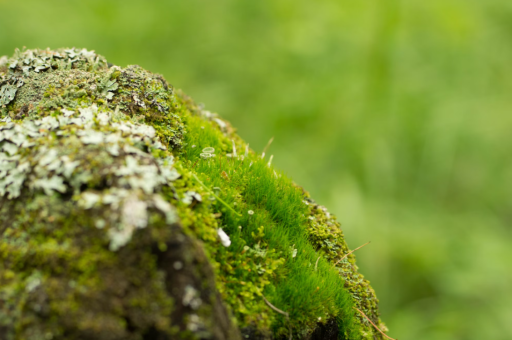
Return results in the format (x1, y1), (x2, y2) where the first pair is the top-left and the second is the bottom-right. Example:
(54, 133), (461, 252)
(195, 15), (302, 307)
(0, 48), (387, 340)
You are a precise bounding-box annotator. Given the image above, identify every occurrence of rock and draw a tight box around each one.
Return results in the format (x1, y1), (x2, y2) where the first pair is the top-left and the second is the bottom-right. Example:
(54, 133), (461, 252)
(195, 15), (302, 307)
(0, 48), (388, 340)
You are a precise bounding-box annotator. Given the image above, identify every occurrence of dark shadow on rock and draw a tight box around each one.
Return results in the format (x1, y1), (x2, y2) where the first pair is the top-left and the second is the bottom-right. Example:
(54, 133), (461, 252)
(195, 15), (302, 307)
(306, 319), (339, 340)
(152, 224), (241, 340)
(240, 326), (274, 340)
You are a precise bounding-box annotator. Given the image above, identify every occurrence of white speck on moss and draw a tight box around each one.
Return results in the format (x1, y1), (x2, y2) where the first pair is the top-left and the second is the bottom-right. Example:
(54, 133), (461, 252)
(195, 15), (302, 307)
(290, 245), (298, 258)
(217, 228), (231, 247)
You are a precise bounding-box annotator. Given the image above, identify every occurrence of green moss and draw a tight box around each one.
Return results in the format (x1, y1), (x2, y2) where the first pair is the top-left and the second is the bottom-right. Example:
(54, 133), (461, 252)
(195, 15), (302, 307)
(0, 48), (387, 340)
(173, 102), (387, 338)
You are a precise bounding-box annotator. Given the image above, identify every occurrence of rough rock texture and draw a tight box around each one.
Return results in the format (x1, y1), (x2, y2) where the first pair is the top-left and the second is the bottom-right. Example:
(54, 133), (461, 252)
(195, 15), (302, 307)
(0, 48), (388, 340)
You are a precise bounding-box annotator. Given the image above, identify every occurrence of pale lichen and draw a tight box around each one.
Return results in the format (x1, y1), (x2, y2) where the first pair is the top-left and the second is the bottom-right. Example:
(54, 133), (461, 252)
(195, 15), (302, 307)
(0, 103), (179, 253)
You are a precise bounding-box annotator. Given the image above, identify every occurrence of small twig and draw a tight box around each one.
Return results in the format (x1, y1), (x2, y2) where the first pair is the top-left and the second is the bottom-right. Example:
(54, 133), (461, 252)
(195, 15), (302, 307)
(334, 241), (370, 266)
(353, 307), (397, 340)
(262, 136), (274, 158)
(192, 159), (199, 169)
(262, 295), (292, 340)
(262, 295), (288, 316)
(192, 174), (242, 217)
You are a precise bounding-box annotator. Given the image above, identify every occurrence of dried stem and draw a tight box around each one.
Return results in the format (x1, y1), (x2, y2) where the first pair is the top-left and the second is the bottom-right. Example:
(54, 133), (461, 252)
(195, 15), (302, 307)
(353, 307), (397, 340)
(334, 241), (370, 266)
(192, 174), (242, 217)
(262, 136), (274, 156)
(261, 295), (292, 340)
(192, 159), (199, 169)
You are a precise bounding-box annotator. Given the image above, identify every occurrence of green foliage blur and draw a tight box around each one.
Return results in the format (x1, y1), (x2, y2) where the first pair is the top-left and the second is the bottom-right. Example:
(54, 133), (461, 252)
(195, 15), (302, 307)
(2, 0), (511, 338)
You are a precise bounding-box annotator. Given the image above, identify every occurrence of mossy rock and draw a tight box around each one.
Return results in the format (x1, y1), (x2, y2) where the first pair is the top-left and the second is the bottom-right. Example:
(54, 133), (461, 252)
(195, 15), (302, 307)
(0, 48), (388, 340)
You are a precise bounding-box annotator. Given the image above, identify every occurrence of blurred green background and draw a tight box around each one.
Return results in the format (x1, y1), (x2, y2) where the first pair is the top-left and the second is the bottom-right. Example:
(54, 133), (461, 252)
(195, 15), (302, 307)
(2, 0), (512, 338)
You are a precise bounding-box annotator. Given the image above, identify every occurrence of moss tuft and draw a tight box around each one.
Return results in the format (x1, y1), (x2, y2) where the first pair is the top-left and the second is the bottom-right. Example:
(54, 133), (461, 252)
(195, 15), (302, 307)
(0, 48), (387, 340)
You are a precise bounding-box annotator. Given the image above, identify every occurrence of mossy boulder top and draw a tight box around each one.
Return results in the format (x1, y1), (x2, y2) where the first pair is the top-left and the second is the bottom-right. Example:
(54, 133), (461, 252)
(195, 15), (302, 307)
(0, 48), (387, 340)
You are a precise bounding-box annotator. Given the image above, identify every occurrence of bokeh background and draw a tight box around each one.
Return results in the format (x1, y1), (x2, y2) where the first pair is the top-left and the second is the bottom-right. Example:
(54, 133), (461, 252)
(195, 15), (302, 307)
(2, 0), (512, 339)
